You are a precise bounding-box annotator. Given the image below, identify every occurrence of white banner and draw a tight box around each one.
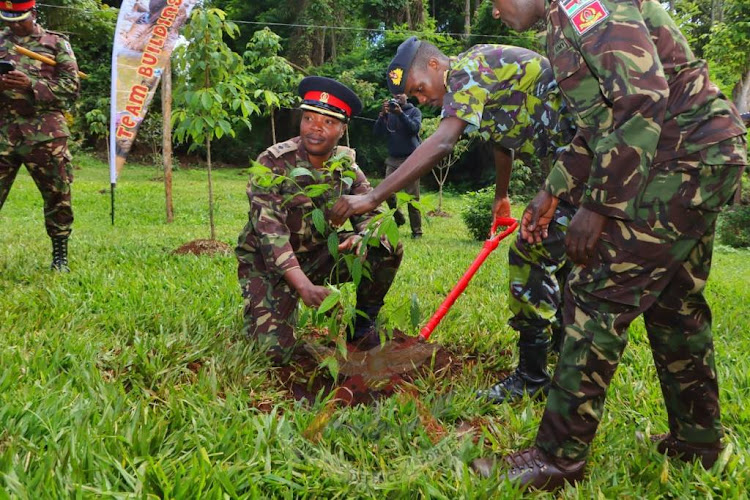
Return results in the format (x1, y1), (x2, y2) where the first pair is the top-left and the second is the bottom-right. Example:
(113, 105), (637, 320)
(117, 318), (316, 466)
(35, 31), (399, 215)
(109, 0), (198, 184)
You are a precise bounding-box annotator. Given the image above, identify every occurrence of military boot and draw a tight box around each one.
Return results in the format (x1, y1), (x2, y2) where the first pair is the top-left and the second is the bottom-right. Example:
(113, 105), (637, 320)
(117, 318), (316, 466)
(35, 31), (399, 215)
(50, 236), (70, 272)
(479, 342), (550, 404)
(348, 304), (382, 351)
(650, 433), (723, 469)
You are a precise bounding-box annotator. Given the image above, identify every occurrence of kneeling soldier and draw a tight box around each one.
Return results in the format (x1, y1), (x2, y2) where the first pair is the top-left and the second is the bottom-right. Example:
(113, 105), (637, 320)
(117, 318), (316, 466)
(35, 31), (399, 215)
(236, 76), (403, 361)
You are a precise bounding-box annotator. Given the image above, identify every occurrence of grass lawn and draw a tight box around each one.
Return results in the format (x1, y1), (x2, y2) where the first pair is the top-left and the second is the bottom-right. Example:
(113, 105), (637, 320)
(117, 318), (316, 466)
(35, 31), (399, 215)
(1, 153), (748, 498)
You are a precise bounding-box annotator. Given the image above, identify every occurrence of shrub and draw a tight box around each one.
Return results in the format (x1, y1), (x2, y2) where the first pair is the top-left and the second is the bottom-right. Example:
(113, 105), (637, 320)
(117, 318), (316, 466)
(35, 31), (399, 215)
(461, 186), (495, 241)
(719, 205), (750, 248)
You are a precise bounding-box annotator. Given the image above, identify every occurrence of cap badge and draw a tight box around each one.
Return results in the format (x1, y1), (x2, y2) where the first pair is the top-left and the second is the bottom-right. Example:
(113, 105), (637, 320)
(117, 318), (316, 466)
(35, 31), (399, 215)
(389, 68), (403, 86)
(319, 92), (330, 103)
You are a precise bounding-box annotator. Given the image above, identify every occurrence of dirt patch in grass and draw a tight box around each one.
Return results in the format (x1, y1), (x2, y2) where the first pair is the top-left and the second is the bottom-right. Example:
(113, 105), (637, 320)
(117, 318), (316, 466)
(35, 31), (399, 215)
(273, 329), (486, 407)
(426, 209), (452, 218)
(173, 239), (232, 256)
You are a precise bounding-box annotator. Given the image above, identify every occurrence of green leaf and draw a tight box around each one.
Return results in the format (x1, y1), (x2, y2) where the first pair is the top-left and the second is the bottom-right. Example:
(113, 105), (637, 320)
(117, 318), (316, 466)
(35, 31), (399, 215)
(312, 209), (326, 235)
(305, 184), (331, 198)
(319, 355), (339, 381)
(383, 219), (400, 248)
(351, 257), (362, 287)
(317, 289), (341, 315)
(327, 232), (339, 259)
(201, 91), (212, 110)
(289, 167), (313, 179)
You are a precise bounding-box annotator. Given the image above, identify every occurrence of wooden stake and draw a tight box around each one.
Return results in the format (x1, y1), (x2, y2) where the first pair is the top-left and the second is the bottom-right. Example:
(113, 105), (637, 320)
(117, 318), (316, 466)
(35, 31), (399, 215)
(162, 61), (174, 223)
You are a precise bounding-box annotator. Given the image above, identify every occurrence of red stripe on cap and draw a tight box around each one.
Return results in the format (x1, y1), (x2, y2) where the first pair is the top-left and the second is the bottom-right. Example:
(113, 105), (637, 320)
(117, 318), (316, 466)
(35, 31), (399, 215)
(4, 0), (35, 11)
(303, 91), (352, 117)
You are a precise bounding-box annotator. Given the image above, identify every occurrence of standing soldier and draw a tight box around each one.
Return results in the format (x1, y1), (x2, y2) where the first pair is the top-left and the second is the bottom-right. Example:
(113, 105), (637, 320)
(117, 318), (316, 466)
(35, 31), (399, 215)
(236, 76), (403, 362)
(0, 0), (80, 271)
(481, 0), (748, 490)
(331, 37), (578, 403)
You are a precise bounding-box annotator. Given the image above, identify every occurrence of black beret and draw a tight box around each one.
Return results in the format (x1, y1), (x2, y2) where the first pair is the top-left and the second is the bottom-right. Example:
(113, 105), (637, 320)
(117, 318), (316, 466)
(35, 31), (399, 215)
(387, 36), (421, 95)
(298, 76), (363, 122)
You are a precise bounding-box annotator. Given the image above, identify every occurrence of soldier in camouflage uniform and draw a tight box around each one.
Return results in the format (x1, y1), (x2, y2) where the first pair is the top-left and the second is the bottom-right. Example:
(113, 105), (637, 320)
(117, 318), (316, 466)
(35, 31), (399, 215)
(330, 37), (578, 403)
(0, 0), (79, 272)
(482, 0), (748, 490)
(236, 76), (403, 361)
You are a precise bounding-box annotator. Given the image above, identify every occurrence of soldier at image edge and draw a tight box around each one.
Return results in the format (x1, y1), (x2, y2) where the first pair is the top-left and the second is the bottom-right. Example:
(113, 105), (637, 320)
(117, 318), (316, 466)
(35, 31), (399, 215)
(0, 0), (81, 272)
(471, 0), (748, 490)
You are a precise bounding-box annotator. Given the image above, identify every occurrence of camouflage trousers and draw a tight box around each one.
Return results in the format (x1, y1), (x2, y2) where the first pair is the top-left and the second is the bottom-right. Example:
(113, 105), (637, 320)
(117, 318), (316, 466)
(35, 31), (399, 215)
(535, 136), (747, 461)
(0, 137), (74, 238)
(385, 156), (422, 236)
(237, 233), (403, 348)
(508, 200), (575, 349)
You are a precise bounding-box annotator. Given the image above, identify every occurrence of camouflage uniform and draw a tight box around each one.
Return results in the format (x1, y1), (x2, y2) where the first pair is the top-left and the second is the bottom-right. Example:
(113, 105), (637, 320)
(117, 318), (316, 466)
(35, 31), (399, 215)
(236, 137), (403, 349)
(0, 24), (80, 238)
(534, 0), (747, 461)
(442, 44), (575, 166)
(443, 44), (577, 354)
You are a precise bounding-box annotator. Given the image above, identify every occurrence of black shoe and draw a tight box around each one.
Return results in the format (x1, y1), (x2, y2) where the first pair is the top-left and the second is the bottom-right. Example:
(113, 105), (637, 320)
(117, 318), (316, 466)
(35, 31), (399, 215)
(650, 433), (723, 468)
(479, 369), (549, 404)
(393, 210), (406, 227)
(50, 236), (70, 272)
(478, 342), (550, 404)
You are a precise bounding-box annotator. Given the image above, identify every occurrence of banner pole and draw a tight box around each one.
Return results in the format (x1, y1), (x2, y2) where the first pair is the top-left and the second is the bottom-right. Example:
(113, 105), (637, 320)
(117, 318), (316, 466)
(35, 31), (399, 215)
(110, 183), (116, 225)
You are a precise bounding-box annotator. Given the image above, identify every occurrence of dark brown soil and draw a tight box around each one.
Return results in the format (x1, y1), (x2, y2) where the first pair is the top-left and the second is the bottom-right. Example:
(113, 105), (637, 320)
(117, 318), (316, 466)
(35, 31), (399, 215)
(173, 239), (232, 256)
(272, 329), (484, 407)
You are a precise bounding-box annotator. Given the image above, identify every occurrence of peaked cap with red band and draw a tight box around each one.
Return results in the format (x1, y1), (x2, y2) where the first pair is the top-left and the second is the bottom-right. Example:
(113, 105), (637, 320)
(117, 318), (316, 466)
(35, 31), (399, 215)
(0, 0), (35, 22)
(298, 76), (362, 123)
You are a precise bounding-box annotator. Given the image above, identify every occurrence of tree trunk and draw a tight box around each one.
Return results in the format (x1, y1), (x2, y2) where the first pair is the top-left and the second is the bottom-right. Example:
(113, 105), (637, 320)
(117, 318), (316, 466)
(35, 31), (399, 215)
(270, 107), (277, 145)
(162, 60), (174, 223)
(732, 68), (750, 114)
(207, 136), (216, 241)
(464, 0), (471, 40)
(330, 28), (337, 61)
(405, 0), (413, 29)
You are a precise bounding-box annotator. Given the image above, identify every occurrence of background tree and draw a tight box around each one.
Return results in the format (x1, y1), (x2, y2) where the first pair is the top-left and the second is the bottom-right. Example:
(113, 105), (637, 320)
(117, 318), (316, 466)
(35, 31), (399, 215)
(172, 8), (259, 240)
(244, 28), (300, 145)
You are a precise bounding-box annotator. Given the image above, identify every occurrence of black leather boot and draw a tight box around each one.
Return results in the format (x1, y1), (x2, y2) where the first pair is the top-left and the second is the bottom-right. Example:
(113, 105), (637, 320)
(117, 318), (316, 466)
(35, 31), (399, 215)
(348, 305), (382, 350)
(50, 236), (70, 272)
(479, 342), (550, 404)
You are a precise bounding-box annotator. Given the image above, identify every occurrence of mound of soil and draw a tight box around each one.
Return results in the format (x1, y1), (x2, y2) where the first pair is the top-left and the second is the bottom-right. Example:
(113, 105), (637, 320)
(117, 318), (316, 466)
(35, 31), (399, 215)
(273, 329), (475, 407)
(173, 239), (232, 256)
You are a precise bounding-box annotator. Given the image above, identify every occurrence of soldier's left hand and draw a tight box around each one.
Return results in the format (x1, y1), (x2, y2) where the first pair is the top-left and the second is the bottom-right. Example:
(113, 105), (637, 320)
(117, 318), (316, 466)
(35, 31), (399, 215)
(565, 207), (607, 265)
(330, 193), (378, 226)
(391, 103), (403, 115)
(338, 234), (366, 256)
(0, 70), (32, 90)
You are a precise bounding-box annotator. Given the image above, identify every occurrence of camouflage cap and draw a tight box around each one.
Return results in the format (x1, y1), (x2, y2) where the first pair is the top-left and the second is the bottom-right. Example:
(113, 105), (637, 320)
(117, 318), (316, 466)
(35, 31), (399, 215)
(387, 36), (421, 95)
(0, 0), (35, 22)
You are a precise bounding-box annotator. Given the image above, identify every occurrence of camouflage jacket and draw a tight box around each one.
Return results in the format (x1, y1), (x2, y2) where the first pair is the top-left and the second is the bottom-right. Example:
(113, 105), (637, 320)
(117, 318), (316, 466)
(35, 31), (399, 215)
(543, 0), (747, 220)
(239, 137), (382, 276)
(442, 44), (575, 165)
(0, 24), (80, 144)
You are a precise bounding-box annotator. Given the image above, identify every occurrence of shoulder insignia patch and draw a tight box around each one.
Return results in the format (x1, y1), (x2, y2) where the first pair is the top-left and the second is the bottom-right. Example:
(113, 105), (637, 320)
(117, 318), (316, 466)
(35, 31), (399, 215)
(567, 0), (609, 35)
(267, 140), (299, 159)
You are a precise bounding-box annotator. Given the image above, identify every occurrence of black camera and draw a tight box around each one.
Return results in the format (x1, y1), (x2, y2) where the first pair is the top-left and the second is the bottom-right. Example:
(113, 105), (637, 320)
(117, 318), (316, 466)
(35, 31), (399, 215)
(0, 60), (16, 75)
(388, 98), (399, 110)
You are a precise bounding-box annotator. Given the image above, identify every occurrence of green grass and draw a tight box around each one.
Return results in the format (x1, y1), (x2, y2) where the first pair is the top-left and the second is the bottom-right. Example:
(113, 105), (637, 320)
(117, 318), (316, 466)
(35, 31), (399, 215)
(1, 153), (748, 498)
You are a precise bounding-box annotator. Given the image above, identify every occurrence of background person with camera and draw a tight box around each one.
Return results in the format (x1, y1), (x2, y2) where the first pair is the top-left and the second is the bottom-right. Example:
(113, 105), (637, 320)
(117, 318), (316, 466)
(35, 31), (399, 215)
(373, 93), (423, 239)
(0, 0), (80, 271)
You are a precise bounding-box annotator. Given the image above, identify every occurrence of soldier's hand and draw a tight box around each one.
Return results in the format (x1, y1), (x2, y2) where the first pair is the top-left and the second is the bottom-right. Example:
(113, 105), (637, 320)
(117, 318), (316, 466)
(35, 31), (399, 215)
(521, 190), (558, 244)
(492, 196), (511, 220)
(299, 283), (331, 308)
(565, 207), (607, 266)
(382, 99), (390, 115)
(1, 70), (32, 90)
(330, 193), (378, 227)
(338, 234), (364, 255)
(391, 103), (403, 115)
